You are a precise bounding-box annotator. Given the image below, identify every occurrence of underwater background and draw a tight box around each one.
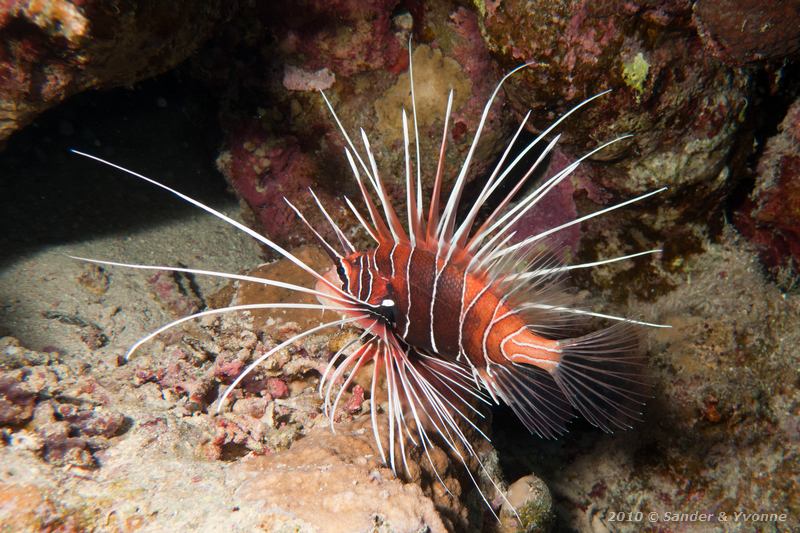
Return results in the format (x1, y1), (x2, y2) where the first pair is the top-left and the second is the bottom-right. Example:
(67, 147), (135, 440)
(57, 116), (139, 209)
(1, 1), (797, 531)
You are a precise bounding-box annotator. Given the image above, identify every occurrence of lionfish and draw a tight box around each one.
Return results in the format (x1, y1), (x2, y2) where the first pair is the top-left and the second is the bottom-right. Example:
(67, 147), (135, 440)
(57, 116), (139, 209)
(71, 46), (667, 518)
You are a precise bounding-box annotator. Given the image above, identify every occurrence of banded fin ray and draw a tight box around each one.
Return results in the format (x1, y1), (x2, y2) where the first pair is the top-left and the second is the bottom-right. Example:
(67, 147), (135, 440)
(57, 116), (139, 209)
(550, 323), (649, 432)
(489, 363), (575, 439)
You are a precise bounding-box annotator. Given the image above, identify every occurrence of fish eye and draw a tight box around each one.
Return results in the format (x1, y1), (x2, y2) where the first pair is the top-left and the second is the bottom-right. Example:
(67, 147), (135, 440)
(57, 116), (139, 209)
(374, 298), (396, 326)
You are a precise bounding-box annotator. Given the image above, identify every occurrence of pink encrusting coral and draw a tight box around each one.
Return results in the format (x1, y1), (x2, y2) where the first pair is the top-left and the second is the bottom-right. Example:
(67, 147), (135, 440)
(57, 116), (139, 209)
(445, 7), (507, 147)
(507, 147), (614, 260)
(216, 124), (346, 250)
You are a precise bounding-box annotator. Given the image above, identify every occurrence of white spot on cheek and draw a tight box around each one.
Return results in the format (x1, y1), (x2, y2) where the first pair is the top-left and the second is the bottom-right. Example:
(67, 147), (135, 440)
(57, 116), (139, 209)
(381, 299), (395, 307)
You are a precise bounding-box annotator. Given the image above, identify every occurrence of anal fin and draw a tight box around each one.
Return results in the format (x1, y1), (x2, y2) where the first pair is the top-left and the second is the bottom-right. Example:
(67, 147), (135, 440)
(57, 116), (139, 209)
(489, 363), (575, 439)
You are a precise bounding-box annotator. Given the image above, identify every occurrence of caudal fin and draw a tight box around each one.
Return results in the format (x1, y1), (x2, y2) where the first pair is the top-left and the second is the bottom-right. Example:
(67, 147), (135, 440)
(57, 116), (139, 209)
(550, 323), (649, 432)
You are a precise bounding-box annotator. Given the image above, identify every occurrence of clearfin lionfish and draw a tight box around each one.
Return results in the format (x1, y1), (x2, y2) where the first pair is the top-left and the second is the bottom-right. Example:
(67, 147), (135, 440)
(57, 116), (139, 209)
(70, 45), (668, 519)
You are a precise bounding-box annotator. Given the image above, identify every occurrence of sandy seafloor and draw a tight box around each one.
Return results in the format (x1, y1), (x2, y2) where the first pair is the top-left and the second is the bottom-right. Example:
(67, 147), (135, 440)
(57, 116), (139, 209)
(1, 77), (798, 532)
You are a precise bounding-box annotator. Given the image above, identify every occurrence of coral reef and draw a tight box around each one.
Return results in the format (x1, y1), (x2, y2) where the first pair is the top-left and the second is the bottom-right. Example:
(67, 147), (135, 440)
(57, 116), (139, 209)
(0, 0), (227, 144)
(496, 231), (799, 532)
(1, 337), (125, 468)
(208, 0), (514, 250)
(1, 0), (798, 531)
(478, 0), (751, 273)
(0, 244), (519, 530)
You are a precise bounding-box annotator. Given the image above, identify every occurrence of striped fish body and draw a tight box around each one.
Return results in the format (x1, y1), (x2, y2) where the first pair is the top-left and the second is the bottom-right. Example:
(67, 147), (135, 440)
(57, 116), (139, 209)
(71, 41), (666, 523)
(333, 240), (562, 373)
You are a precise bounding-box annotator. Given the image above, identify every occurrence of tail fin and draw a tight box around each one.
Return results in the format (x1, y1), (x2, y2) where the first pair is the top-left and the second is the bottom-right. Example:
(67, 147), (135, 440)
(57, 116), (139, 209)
(550, 323), (649, 432)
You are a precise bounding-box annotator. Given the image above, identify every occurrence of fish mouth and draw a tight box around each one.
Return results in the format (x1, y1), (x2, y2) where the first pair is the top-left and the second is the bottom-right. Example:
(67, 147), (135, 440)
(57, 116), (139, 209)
(314, 265), (373, 326)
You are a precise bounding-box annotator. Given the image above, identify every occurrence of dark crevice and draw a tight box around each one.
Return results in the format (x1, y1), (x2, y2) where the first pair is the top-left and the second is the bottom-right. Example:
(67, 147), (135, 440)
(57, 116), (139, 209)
(1, 63), (230, 270)
(726, 61), (800, 219)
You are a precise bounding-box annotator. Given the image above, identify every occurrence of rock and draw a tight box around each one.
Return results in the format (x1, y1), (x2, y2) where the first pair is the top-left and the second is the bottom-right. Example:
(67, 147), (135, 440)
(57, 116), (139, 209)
(146, 269), (203, 318)
(0, 336), (56, 369)
(0, 372), (37, 426)
(694, 0), (800, 66)
(0, 0), (228, 144)
(0, 339), (126, 467)
(232, 421), (452, 533)
(500, 475), (554, 533)
(232, 245), (337, 334)
(0, 482), (84, 531)
(478, 0), (750, 272)
(735, 96), (800, 275)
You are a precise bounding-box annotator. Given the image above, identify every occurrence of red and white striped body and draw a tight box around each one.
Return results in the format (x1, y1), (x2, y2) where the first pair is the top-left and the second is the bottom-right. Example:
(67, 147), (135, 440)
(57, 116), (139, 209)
(326, 241), (562, 375)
